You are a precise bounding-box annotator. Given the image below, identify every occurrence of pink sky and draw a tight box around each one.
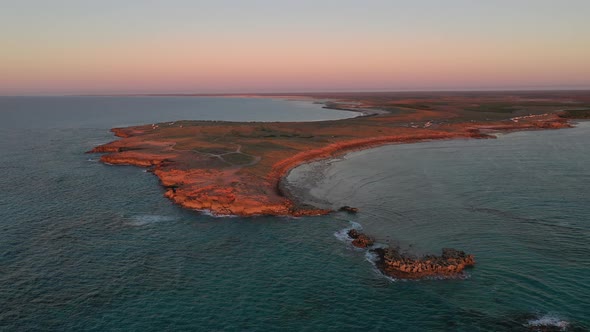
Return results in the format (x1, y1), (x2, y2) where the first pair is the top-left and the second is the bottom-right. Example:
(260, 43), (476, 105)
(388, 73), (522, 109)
(2, 1), (589, 95)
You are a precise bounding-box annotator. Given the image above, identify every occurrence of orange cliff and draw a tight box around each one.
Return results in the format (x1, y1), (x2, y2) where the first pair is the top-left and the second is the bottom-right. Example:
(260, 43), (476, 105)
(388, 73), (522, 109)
(88, 92), (582, 217)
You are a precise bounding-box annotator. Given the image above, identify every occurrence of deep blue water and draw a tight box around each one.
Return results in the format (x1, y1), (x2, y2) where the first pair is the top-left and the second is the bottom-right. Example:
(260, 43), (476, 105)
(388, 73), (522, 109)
(1, 97), (588, 331)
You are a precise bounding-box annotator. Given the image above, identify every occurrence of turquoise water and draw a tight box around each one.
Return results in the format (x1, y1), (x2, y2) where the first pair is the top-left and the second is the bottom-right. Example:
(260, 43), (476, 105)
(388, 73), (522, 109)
(1, 97), (588, 331)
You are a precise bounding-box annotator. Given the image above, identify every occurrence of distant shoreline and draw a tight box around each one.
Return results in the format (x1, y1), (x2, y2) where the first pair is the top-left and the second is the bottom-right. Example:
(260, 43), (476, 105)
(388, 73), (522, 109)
(67, 88), (590, 97)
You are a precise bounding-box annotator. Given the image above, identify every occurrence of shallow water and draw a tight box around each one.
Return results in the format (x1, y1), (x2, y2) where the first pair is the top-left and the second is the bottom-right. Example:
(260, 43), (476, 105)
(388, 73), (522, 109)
(1, 97), (588, 331)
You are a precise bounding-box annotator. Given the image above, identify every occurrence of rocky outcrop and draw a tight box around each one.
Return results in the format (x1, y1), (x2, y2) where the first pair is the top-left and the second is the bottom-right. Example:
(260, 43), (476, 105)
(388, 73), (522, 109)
(339, 206), (359, 214)
(533, 120), (571, 129)
(88, 146), (123, 153)
(372, 246), (475, 279)
(347, 229), (374, 248)
(346, 228), (475, 279)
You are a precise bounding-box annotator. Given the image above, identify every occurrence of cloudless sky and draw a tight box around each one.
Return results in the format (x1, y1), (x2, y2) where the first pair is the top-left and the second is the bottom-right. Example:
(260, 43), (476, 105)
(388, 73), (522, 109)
(1, 0), (589, 95)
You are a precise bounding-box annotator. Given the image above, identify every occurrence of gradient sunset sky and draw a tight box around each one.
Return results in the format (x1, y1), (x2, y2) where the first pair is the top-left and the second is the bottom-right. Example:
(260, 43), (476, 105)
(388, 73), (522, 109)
(2, 0), (589, 95)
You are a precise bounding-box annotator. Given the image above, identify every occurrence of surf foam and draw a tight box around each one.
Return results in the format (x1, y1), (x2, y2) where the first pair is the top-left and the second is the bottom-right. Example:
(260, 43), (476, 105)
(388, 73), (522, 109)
(526, 314), (570, 331)
(128, 214), (176, 226)
(333, 221), (362, 244)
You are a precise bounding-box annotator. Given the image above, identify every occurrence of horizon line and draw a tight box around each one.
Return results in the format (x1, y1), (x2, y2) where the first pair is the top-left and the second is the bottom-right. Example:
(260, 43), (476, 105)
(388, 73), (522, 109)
(2, 87), (590, 98)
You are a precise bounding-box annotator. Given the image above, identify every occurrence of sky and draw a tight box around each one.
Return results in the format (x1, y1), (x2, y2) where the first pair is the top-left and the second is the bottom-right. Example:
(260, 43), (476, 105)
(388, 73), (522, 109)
(1, 0), (589, 95)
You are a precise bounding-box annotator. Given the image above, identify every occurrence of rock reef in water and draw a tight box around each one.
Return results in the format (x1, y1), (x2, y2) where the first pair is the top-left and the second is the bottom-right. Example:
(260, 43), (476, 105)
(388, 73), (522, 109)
(346, 228), (475, 279)
(372, 247), (476, 279)
(339, 206), (359, 214)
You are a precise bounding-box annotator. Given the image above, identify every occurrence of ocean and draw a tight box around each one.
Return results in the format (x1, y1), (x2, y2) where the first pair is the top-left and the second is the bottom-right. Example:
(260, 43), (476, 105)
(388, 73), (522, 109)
(0, 96), (588, 331)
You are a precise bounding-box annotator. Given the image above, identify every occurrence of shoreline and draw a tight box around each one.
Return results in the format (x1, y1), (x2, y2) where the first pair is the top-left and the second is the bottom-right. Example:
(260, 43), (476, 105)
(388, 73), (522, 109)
(272, 114), (581, 214)
(276, 134), (484, 212)
(281, 119), (590, 212)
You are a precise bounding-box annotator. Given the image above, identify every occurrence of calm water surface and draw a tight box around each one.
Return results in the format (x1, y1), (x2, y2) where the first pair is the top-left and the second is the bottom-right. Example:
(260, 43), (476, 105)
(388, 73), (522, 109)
(0, 97), (588, 331)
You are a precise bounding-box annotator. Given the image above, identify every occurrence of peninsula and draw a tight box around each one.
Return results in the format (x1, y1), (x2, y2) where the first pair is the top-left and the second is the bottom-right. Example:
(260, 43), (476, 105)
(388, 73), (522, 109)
(90, 91), (588, 217)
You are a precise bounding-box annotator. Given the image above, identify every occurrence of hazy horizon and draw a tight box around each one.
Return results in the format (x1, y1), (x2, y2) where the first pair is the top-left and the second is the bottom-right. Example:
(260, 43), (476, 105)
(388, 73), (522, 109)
(2, 0), (590, 95)
(4, 86), (590, 98)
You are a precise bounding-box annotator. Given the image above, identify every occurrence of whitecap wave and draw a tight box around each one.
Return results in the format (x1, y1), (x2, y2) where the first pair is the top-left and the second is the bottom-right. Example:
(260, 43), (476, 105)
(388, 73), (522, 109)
(363, 246), (404, 282)
(333, 221), (362, 244)
(196, 209), (238, 218)
(526, 314), (570, 331)
(128, 214), (176, 226)
(333, 221), (401, 282)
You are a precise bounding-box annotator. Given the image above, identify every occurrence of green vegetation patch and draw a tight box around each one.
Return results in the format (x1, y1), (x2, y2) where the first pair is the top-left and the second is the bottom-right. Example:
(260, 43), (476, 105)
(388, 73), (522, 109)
(241, 141), (298, 155)
(197, 147), (235, 154)
(247, 127), (314, 139)
(388, 103), (433, 110)
(559, 109), (590, 119)
(222, 153), (256, 165)
(464, 103), (519, 113)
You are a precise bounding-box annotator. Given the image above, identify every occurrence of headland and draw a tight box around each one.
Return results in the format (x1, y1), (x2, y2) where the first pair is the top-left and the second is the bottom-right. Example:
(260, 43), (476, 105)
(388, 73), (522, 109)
(90, 91), (588, 217)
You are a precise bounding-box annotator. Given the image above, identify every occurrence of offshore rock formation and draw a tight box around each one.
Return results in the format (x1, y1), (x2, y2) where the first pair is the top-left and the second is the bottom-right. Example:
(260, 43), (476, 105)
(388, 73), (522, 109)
(372, 246), (476, 279)
(339, 206), (359, 214)
(345, 228), (475, 279)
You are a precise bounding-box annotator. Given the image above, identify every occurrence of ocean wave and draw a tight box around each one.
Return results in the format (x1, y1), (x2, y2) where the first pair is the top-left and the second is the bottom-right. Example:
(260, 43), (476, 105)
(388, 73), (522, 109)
(128, 214), (176, 226)
(334, 222), (400, 282)
(363, 249), (401, 282)
(196, 209), (239, 218)
(526, 314), (570, 331)
(333, 221), (362, 244)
